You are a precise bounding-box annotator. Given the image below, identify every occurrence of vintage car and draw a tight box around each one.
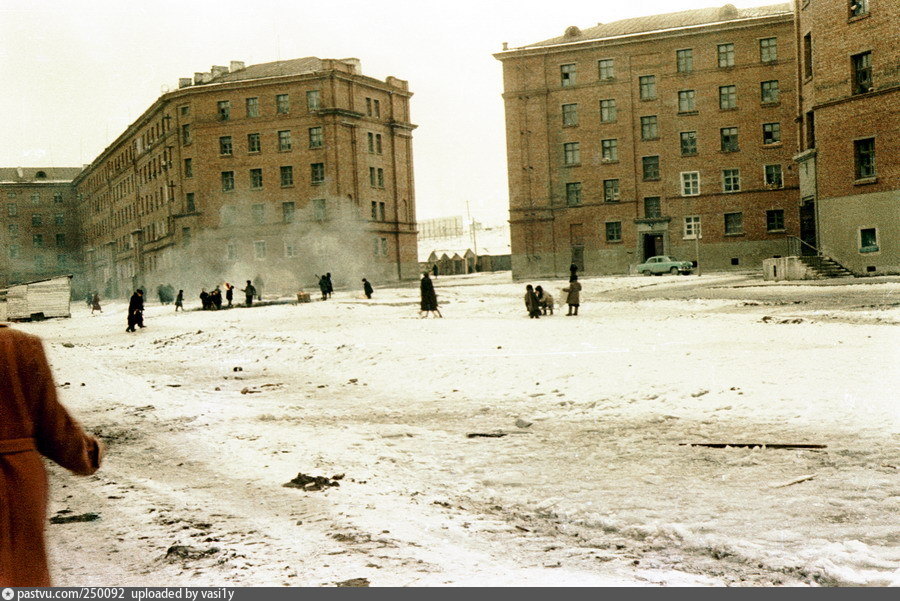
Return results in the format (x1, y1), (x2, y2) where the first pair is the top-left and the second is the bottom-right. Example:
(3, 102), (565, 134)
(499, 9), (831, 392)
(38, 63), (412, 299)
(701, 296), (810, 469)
(636, 255), (694, 275)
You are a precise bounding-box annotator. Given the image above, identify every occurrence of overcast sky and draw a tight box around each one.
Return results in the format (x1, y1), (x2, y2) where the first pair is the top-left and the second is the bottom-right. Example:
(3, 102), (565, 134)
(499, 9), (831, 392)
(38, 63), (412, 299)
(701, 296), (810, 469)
(0, 0), (782, 225)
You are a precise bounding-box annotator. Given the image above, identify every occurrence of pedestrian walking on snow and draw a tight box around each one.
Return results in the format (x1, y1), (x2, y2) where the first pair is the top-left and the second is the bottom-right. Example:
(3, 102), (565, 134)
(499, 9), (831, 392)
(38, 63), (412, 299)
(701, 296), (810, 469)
(325, 273), (334, 299)
(420, 273), (442, 318)
(225, 283), (233, 307)
(243, 280), (256, 307)
(91, 293), (102, 314)
(175, 290), (184, 311)
(362, 278), (373, 299)
(562, 275), (582, 316)
(525, 285), (542, 319)
(126, 289), (145, 332)
(0, 325), (103, 586)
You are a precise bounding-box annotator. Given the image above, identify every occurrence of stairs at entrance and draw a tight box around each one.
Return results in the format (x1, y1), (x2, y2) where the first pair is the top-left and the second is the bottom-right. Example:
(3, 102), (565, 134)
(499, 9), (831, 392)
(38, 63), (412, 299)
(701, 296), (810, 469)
(798, 255), (855, 278)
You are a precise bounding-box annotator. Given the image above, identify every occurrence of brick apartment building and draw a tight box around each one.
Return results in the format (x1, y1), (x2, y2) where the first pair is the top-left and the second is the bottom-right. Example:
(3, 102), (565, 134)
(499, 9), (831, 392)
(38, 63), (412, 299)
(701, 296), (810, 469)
(793, 0), (899, 274)
(495, 4), (805, 277)
(74, 57), (417, 299)
(0, 168), (83, 288)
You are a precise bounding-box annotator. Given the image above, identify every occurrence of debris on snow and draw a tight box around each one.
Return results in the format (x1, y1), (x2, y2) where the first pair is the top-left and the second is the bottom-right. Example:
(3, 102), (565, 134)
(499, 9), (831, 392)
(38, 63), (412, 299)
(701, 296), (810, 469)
(334, 577), (370, 587)
(515, 418), (533, 429)
(165, 545), (220, 561)
(770, 474), (816, 488)
(50, 512), (100, 524)
(61, 342), (75, 348)
(467, 432), (507, 439)
(282, 473), (342, 491)
(682, 443), (827, 450)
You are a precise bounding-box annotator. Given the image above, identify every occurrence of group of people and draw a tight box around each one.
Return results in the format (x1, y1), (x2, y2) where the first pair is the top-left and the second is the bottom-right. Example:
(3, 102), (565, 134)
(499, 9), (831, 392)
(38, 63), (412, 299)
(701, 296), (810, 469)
(523, 278), (581, 318)
(316, 273), (334, 301)
(199, 283), (233, 310)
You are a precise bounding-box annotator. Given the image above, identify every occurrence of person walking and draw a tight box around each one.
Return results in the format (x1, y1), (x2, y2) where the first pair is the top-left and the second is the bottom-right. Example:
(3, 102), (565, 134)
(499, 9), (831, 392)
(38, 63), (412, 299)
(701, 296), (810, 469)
(199, 289), (209, 310)
(362, 278), (374, 299)
(325, 273), (334, 299)
(225, 283), (233, 307)
(524, 284), (542, 319)
(535, 285), (553, 316)
(420, 272), (442, 318)
(90, 293), (102, 314)
(126, 289), (145, 332)
(562, 275), (582, 316)
(318, 275), (329, 301)
(0, 325), (104, 586)
(175, 289), (184, 311)
(242, 280), (256, 307)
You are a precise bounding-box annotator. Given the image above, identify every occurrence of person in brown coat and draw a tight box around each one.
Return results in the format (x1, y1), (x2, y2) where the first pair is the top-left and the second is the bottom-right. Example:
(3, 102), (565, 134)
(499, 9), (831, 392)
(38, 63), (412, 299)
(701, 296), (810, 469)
(0, 324), (103, 587)
(562, 275), (582, 316)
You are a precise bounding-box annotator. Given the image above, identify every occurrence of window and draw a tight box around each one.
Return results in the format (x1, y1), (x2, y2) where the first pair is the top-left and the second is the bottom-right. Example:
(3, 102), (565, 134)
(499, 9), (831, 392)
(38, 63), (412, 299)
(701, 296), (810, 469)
(8, 223), (18, 235)
(605, 221), (622, 242)
(642, 156), (660, 180)
(369, 167), (385, 187)
(639, 75), (657, 100)
(309, 127), (323, 149)
(375, 133), (382, 154)
(217, 100), (231, 121)
(284, 240), (298, 258)
(563, 142), (580, 165)
(219, 136), (233, 155)
(8, 245), (20, 259)
(644, 197), (661, 218)
(850, 0), (869, 18)
(372, 99), (381, 118)
(720, 127), (739, 152)
(854, 138), (876, 178)
(181, 124), (192, 145)
(254, 240), (266, 259)
(680, 131), (697, 155)
(33, 234), (43, 247)
(371, 201), (378, 220)
(766, 209), (785, 232)
(250, 168), (263, 189)
(718, 43), (735, 67)
(852, 52), (872, 94)
(278, 130), (292, 151)
(53, 193), (63, 204)
(684, 215), (701, 239)
(565, 182), (582, 206)
(678, 90), (696, 112)
(600, 99), (616, 122)
(640, 116), (658, 140)
(603, 179), (620, 202)
(724, 212), (743, 235)
(31, 214), (42, 227)
(184, 158), (193, 177)
(761, 80), (780, 103)
(55, 233), (65, 246)
(311, 163), (325, 184)
(186, 193), (196, 212)
(280, 165), (294, 187)
(676, 49), (693, 73)
(221, 171), (235, 191)
(226, 241), (237, 261)
(562, 103), (578, 126)
(601, 139), (618, 162)
(276, 94), (290, 114)
(246, 97), (259, 117)
(283, 201), (296, 223)
(719, 85), (737, 109)
(7, 203), (16, 216)
(764, 164), (783, 187)
(681, 172), (700, 196)
(54, 213), (64, 226)
(313, 198), (326, 221)
(307, 90), (320, 111)
(251, 203), (265, 224)
(248, 133), (261, 153)
(859, 227), (878, 252)
(723, 169), (741, 192)
(30, 193), (40, 204)
(179, 105), (190, 117)
(760, 37), (777, 63)
(377, 168), (385, 188)
(379, 202), (386, 221)
(560, 63), (576, 87)
(803, 33), (813, 78)
(598, 59), (614, 80)
(763, 122), (781, 144)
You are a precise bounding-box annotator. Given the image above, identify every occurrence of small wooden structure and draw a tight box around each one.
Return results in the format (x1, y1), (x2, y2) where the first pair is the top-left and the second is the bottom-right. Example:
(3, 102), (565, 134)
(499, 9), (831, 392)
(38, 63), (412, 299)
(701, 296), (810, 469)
(0, 275), (73, 321)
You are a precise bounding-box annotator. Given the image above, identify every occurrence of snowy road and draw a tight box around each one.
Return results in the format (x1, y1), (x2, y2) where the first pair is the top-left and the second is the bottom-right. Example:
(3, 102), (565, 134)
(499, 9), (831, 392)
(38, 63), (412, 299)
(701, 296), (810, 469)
(16, 272), (900, 586)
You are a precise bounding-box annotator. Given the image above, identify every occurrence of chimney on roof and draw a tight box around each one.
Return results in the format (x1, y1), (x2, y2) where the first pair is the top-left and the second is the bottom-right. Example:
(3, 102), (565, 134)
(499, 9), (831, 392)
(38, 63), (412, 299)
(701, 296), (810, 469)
(194, 72), (212, 85)
(210, 65), (229, 78)
(502, 42), (508, 50)
(339, 58), (361, 75)
(178, 78), (193, 89)
(230, 60), (245, 72)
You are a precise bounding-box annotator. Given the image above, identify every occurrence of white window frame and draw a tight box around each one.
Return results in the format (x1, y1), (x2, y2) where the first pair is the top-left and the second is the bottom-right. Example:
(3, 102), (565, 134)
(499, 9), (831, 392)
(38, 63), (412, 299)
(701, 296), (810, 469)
(722, 169), (741, 192)
(684, 215), (702, 240)
(680, 171), (700, 196)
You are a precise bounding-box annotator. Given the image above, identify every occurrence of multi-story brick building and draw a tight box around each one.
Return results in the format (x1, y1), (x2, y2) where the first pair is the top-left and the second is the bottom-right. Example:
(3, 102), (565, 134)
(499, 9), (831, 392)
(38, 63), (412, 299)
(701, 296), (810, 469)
(496, 4), (803, 277)
(0, 168), (83, 289)
(75, 57), (418, 298)
(794, 0), (899, 274)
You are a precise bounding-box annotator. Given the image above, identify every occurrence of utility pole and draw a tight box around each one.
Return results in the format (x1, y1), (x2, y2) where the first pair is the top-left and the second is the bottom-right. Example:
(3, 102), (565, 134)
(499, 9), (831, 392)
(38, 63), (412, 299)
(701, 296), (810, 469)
(694, 217), (702, 276)
(466, 200), (478, 272)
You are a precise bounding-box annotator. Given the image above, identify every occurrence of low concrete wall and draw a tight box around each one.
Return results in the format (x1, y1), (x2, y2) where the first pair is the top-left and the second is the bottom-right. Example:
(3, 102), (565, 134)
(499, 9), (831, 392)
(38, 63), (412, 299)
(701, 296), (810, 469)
(762, 257), (814, 281)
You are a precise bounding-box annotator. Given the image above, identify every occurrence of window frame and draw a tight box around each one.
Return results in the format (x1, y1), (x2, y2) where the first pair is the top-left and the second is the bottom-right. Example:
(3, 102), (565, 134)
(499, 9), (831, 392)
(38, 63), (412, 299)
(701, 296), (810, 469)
(642, 155), (660, 181)
(680, 171), (700, 197)
(562, 103), (579, 126)
(722, 168), (741, 192)
(680, 131), (698, 156)
(563, 142), (581, 165)
(854, 137), (876, 179)
(640, 115), (659, 141)
(604, 221), (622, 242)
(678, 89), (696, 113)
(719, 85), (737, 109)
(560, 63), (577, 87)
(760, 80), (780, 104)
(601, 138), (618, 162)
(759, 37), (777, 63)
(763, 122), (782, 145)
(766, 209), (785, 232)
(764, 164), (783, 188)
(603, 179), (620, 202)
(599, 98), (617, 122)
(724, 212), (744, 235)
(676, 48), (693, 73)
(565, 182), (582, 206)
(717, 43), (735, 68)
(598, 59), (614, 80)
(639, 75), (657, 100)
(720, 127), (739, 152)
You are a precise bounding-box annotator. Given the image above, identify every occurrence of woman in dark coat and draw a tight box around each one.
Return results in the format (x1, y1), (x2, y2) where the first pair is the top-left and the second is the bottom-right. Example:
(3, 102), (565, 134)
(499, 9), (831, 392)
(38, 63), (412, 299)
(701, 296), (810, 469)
(420, 273), (442, 318)
(318, 275), (329, 301)
(362, 278), (374, 299)
(0, 325), (103, 586)
(524, 284), (541, 318)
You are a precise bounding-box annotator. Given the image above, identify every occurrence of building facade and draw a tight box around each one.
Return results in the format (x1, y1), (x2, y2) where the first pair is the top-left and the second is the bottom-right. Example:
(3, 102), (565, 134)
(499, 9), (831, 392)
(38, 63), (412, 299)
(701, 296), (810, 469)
(496, 4), (804, 277)
(75, 57), (418, 298)
(0, 168), (83, 290)
(794, 0), (899, 274)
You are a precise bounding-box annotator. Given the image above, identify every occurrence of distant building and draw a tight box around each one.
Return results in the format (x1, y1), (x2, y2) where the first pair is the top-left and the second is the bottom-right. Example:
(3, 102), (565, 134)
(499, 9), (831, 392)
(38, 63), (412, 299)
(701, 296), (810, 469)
(0, 168), (83, 289)
(496, 4), (804, 277)
(418, 218), (511, 274)
(74, 57), (418, 298)
(793, 0), (899, 274)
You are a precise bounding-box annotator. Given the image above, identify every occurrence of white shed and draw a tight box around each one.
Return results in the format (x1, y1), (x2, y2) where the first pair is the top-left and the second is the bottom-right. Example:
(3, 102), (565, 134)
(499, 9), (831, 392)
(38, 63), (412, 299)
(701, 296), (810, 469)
(0, 275), (73, 321)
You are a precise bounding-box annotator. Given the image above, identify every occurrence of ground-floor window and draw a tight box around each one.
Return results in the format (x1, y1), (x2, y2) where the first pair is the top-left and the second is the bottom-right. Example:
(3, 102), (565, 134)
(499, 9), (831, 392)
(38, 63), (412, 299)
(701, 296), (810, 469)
(860, 228), (878, 253)
(604, 221), (622, 242)
(766, 209), (784, 232)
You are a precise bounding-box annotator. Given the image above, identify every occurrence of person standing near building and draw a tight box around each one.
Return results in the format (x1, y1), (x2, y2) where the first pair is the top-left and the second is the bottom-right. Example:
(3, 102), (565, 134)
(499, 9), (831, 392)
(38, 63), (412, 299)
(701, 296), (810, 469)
(325, 273), (334, 299)
(318, 275), (329, 301)
(91, 293), (102, 314)
(199, 289), (210, 310)
(562, 275), (582, 316)
(524, 284), (541, 319)
(225, 283), (233, 307)
(243, 280), (256, 307)
(126, 289), (145, 332)
(362, 278), (374, 299)
(420, 272), (442, 318)
(175, 289), (184, 311)
(0, 325), (104, 586)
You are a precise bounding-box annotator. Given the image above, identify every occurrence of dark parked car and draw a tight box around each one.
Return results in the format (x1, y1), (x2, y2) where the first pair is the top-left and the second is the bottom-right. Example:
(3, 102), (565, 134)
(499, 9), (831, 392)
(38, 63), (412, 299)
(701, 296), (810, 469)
(636, 255), (693, 275)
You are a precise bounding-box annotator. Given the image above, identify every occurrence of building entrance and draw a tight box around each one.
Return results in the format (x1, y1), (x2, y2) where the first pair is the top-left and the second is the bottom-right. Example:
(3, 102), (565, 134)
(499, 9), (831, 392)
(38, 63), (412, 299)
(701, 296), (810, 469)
(642, 233), (664, 261)
(799, 200), (817, 256)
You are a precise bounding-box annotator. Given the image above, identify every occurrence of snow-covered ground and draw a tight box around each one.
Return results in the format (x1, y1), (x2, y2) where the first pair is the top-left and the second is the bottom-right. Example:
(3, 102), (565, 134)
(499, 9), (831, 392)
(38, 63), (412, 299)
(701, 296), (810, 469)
(14, 272), (900, 586)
